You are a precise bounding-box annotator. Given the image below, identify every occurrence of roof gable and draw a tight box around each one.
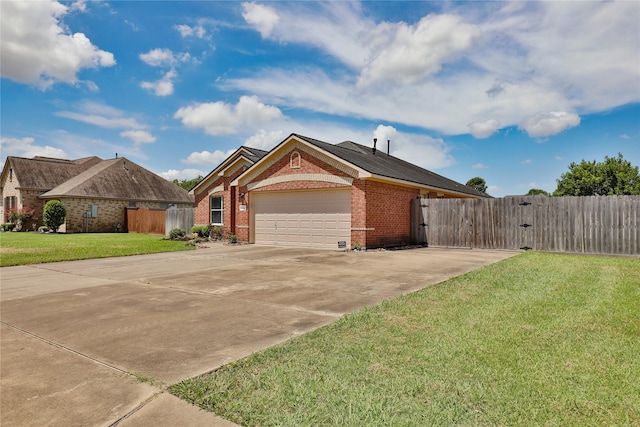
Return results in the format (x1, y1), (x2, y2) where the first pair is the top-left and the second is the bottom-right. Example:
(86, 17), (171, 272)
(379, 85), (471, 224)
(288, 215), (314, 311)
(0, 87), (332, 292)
(39, 157), (193, 204)
(1, 156), (102, 191)
(191, 146), (268, 195)
(232, 133), (489, 198)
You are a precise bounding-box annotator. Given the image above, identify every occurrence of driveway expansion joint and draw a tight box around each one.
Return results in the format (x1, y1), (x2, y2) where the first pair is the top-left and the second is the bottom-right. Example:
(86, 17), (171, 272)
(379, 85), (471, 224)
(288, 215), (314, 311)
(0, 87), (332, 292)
(1, 321), (128, 375)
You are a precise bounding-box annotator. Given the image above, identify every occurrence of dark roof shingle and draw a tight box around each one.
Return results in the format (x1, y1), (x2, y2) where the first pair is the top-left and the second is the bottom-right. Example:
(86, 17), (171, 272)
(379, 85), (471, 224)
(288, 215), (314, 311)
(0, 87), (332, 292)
(39, 157), (193, 204)
(4, 156), (102, 190)
(293, 134), (489, 198)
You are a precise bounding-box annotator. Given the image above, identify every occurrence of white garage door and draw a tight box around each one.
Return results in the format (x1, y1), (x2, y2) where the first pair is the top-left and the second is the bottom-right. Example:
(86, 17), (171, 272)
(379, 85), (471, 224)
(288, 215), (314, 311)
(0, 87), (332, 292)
(253, 190), (351, 249)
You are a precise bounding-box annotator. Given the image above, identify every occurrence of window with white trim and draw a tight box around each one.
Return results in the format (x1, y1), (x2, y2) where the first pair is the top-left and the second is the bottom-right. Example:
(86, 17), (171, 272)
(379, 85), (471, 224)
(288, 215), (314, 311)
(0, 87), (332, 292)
(210, 196), (223, 225)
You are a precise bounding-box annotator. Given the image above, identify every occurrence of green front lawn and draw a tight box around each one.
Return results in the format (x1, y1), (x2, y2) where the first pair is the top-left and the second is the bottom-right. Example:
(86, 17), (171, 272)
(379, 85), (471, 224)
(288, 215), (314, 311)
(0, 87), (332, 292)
(171, 252), (640, 426)
(0, 232), (193, 267)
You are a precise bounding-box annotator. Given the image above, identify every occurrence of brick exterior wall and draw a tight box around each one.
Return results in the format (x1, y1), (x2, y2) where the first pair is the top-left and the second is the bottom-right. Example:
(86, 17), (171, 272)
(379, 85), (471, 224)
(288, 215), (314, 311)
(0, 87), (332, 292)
(212, 144), (474, 248)
(362, 180), (419, 248)
(193, 162), (248, 235)
(58, 198), (191, 233)
(235, 148), (419, 248)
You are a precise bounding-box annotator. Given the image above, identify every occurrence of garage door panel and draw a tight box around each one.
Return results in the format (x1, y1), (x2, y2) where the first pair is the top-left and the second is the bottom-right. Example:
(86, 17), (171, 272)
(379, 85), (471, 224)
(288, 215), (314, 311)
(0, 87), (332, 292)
(254, 190), (351, 249)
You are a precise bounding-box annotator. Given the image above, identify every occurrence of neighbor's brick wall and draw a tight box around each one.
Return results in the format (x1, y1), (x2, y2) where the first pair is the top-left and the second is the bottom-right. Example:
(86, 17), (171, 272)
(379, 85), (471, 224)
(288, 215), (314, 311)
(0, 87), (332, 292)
(0, 171), (46, 229)
(18, 190), (47, 230)
(59, 198), (191, 233)
(1, 171), (21, 223)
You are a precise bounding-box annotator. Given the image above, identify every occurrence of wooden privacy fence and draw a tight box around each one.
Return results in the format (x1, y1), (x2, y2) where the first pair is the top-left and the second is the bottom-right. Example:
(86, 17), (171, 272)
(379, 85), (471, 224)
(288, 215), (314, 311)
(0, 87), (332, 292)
(126, 207), (166, 235)
(411, 195), (640, 256)
(165, 207), (194, 236)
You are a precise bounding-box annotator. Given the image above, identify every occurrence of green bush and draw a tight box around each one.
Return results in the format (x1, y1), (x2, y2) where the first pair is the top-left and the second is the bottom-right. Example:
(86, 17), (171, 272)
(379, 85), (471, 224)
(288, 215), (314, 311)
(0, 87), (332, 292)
(191, 225), (209, 238)
(43, 200), (66, 232)
(1, 223), (16, 232)
(169, 228), (186, 240)
(209, 225), (224, 240)
(227, 233), (238, 244)
(38, 226), (50, 233)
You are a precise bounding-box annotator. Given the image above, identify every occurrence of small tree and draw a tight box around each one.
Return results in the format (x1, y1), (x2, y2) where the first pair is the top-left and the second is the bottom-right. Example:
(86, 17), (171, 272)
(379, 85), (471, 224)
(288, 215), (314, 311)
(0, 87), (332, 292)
(43, 200), (66, 233)
(465, 177), (488, 193)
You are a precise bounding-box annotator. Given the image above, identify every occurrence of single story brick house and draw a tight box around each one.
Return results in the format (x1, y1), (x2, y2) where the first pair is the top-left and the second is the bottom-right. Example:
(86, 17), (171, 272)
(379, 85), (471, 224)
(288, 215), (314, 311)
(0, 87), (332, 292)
(192, 133), (489, 249)
(1, 155), (193, 233)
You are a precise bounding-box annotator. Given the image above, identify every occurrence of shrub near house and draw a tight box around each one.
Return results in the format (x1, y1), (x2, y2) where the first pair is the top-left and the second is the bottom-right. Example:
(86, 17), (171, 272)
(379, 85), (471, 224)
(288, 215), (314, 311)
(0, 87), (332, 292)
(43, 200), (66, 233)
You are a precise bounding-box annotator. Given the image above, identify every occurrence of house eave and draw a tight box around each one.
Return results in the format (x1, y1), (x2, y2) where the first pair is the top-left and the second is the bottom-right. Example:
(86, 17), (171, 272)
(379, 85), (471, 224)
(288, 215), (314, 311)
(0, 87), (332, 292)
(366, 174), (485, 198)
(231, 134), (371, 187)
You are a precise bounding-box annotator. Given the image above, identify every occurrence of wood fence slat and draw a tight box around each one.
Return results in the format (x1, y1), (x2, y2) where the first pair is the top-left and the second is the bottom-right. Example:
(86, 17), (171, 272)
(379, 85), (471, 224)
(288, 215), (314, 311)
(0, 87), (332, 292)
(413, 195), (639, 256)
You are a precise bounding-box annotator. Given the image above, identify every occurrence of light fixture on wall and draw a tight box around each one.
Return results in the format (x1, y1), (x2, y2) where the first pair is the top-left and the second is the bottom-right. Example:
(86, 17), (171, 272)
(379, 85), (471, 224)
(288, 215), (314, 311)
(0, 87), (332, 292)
(239, 192), (245, 199)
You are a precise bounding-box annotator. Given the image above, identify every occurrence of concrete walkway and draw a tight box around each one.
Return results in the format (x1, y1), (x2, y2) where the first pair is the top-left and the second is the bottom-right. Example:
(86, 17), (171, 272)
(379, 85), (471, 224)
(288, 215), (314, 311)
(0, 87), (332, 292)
(0, 244), (517, 426)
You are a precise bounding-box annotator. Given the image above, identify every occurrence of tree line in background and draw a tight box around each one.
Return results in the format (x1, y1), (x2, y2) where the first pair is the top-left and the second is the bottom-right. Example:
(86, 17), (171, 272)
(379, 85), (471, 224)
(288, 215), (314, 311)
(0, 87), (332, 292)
(172, 176), (203, 192)
(467, 153), (640, 197)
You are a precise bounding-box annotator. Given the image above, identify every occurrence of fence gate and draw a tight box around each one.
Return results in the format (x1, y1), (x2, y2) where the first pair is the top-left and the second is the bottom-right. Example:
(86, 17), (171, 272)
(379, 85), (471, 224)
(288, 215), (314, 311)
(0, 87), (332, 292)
(126, 207), (166, 235)
(411, 195), (640, 256)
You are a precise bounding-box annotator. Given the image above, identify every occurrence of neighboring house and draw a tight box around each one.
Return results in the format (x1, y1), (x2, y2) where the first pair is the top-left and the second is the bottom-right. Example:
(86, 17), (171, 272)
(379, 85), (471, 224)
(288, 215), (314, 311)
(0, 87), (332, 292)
(1, 156), (193, 232)
(194, 133), (489, 249)
(1, 156), (102, 229)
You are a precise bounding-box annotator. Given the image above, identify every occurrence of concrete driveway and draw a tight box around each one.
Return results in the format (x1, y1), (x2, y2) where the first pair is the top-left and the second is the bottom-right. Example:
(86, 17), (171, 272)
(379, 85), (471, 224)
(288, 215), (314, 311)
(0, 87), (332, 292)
(1, 244), (516, 426)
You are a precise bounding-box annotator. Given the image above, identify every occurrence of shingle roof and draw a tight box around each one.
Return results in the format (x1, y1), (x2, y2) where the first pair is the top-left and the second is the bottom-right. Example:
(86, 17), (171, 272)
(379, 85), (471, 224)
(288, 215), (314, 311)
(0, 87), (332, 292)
(39, 157), (194, 204)
(191, 146), (269, 195)
(3, 156), (103, 190)
(292, 134), (490, 198)
(242, 146), (269, 163)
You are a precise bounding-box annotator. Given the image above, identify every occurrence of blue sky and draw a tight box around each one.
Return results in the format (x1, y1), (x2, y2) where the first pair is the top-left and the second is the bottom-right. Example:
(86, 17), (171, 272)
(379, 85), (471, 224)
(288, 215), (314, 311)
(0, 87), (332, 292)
(1, 1), (639, 197)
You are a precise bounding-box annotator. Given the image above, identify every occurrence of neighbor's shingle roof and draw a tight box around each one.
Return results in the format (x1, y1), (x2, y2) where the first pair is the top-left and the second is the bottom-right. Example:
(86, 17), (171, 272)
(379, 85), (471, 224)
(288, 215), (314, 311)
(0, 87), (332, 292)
(39, 157), (194, 204)
(292, 134), (489, 198)
(3, 156), (103, 190)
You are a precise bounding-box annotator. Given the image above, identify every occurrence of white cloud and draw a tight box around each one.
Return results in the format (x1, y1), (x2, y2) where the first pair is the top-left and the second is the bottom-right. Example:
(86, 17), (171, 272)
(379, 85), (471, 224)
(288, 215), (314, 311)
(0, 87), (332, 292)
(139, 48), (190, 67)
(174, 24), (207, 39)
(0, 0), (115, 89)
(182, 149), (236, 166)
(242, 2), (369, 68)
(0, 137), (67, 159)
(520, 111), (581, 138)
(56, 102), (147, 130)
(120, 130), (156, 145)
(141, 69), (177, 96)
(245, 129), (285, 150)
(472, 163), (488, 169)
(174, 96), (283, 135)
(242, 2), (280, 38)
(56, 111), (146, 129)
(373, 125), (398, 149)
(68, 0), (86, 12)
(522, 159), (532, 164)
(390, 133), (455, 170)
(357, 14), (480, 88)
(159, 168), (207, 181)
(468, 119), (501, 139)
(233, 2), (639, 139)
